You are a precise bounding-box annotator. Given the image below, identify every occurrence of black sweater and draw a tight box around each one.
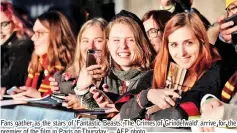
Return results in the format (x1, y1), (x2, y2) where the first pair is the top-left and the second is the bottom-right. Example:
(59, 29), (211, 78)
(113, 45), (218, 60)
(1, 32), (33, 89)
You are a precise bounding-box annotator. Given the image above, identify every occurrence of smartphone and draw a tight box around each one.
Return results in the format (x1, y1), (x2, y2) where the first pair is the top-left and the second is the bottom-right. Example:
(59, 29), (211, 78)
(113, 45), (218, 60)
(86, 49), (102, 67)
(224, 14), (237, 28)
(224, 14), (237, 45)
(51, 94), (66, 103)
(95, 89), (114, 104)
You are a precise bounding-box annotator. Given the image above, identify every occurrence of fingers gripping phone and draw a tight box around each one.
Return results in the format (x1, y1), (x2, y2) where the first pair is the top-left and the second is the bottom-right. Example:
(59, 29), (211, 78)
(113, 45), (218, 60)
(224, 14), (237, 27)
(86, 49), (102, 67)
(224, 14), (237, 44)
(95, 89), (114, 104)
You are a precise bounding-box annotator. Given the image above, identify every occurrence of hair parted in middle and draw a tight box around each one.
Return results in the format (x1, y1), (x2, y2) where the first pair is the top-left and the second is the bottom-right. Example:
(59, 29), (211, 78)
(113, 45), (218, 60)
(67, 17), (108, 76)
(29, 10), (76, 74)
(152, 12), (221, 89)
(106, 10), (156, 71)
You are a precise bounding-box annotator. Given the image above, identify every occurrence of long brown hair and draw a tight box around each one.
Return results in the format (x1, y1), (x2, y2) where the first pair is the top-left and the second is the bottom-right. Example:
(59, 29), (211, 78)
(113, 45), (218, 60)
(29, 11), (76, 74)
(142, 10), (172, 35)
(106, 16), (155, 71)
(152, 13), (220, 89)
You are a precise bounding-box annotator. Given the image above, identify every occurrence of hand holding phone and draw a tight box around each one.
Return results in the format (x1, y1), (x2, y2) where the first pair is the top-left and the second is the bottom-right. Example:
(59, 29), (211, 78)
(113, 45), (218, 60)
(220, 14), (237, 43)
(224, 14), (237, 27)
(94, 89), (114, 104)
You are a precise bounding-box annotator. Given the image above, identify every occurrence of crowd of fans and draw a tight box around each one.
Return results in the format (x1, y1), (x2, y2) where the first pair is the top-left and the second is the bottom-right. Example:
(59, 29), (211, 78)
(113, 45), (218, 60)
(1, 0), (237, 132)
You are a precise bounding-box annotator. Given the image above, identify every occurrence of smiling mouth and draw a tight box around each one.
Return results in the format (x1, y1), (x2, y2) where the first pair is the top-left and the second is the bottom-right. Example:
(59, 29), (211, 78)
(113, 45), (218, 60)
(0, 35), (6, 39)
(178, 57), (190, 62)
(118, 52), (130, 58)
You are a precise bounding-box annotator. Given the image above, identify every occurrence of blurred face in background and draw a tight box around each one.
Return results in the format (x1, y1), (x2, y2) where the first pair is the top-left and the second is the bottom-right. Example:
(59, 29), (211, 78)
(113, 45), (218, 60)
(108, 23), (137, 71)
(80, 25), (105, 61)
(0, 11), (14, 44)
(31, 19), (50, 56)
(143, 17), (162, 53)
(160, 0), (172, 7)
(168, 26), (200, 69)
(227, 1), (237, 17)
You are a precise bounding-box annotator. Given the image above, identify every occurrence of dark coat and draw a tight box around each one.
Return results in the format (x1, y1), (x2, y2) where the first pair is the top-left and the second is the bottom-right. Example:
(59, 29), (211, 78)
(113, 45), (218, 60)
(215, 37), (237, 68)
(1, 32), (33, 89)
(118, 61), (235, 120)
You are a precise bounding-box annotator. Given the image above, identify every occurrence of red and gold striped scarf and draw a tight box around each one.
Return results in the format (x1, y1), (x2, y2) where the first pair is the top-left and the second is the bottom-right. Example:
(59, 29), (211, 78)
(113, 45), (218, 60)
(221, 71), (237, 102)
(25, 54), (62, 97)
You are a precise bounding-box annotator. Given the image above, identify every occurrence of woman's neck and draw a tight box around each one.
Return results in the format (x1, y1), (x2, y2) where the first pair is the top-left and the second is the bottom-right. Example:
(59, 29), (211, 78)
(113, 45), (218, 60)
(120, 66), (131, 71)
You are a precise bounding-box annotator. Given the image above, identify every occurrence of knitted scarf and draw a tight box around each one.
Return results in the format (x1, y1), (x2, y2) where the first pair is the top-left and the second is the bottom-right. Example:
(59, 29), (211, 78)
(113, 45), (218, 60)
(25, 54), (62, 97)
(221, 71), (237, 102)
(104, 68), (146, 95)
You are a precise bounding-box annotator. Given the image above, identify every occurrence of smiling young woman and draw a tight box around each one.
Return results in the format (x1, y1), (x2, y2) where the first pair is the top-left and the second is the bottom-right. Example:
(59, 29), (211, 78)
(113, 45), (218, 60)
(118, 13), (235, 121)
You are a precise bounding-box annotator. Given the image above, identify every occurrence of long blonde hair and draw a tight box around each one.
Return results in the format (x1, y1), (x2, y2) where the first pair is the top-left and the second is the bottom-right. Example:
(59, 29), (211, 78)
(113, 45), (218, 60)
(67, 18), (108, 76)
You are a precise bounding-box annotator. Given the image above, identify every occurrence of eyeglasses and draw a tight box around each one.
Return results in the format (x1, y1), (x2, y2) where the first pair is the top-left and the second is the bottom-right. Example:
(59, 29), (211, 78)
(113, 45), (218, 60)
(1, 21), (12, 31)
(226, 5), (237, 14)
(146, 28), (160, 38)
(33, 31), (49, 39)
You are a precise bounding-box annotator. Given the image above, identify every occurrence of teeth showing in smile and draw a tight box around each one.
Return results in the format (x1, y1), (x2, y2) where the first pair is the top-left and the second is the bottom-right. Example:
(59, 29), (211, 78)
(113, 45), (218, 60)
(179, 57), (190, 62)
(118, 53), (130, 57)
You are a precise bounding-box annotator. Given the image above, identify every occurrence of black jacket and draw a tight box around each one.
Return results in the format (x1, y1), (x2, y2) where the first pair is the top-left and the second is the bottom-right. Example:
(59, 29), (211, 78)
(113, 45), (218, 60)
(1, 32), (33, 89)
(119, 61), (235, 120)
(215, 37), (237, 68)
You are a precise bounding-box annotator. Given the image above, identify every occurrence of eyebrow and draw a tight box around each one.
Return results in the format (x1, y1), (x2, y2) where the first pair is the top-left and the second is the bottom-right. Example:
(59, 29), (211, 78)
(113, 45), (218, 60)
(168, 38), (194, 43)
(111, 36), (134, 39)
(81, 37), (104, 40)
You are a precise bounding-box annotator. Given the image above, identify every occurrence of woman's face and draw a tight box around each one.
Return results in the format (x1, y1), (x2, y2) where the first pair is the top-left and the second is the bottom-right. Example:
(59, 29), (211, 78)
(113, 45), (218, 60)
(143, 17), (162, 53)
(80, 25), (105, 61)
(0, 11), (14, 44)
(160, 0), (172, 6)
(108, 23), (137, 71)
(168, 26), (200, 69)
(31, 19), (50, 56)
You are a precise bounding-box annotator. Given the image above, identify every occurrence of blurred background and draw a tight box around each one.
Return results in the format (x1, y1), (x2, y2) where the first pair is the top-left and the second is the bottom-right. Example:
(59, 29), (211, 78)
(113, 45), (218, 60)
(6, 0), (226, 33)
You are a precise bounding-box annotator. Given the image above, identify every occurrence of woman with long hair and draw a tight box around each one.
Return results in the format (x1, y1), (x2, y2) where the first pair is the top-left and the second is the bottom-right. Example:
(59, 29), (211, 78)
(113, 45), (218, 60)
(10, 10), (76, 98)
(118, 13), (234, 121)
(55, 11), (156, 117)
(50, 18), (108, 109)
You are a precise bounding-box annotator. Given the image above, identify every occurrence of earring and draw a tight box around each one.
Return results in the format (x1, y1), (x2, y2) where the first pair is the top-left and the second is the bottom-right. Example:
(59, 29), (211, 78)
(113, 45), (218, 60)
(109, 55), (112, 67)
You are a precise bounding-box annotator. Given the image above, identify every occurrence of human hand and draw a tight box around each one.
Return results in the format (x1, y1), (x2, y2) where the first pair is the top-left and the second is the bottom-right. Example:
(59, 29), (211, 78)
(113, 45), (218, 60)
(10, 86), (42, 99)
(76, 65), (106, 91)
(111, 113), (120, 120)
(90, 86), (118, 113)
(0, 87), (6, 100)
(218, 14), (237, 43)
(147, 88), (181, 110)
(62, 94), (82, 109)
(201, 98), (224, 113)
(200, 105), (224, 132)
(49, 77), (59, 92)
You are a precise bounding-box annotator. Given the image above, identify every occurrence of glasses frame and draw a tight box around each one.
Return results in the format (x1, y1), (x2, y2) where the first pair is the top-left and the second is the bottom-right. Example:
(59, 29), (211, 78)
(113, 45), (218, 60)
(33, 31), (49, 39)
(226, 5), (237, 14)
(146, 28), (161, 38)
(0, 21), (12, 31)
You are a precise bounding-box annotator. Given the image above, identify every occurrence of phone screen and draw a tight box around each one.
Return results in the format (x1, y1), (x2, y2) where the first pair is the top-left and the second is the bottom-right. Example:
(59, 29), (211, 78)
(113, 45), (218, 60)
(86, 49), (102, 67)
